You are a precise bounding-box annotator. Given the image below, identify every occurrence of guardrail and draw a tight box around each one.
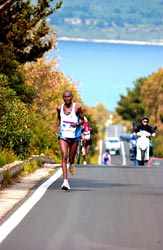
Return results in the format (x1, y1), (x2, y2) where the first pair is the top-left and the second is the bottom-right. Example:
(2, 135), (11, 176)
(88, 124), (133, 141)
(0, 155), (57, 185)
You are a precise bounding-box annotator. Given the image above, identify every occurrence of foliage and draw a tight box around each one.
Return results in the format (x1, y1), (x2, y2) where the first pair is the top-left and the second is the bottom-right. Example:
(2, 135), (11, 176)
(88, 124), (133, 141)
(28, 113), (60, 159)
(22, 160), (39, 176)
(141, 69), (163, 124)
(1, 170), (12, 187)
(0, 0), (62, 104)
(89, 103), (110, 131)
(116, 78), (146, 122)
(0, 96), (33, 156)
(153, 135), (163, 157)
(0, 0), (62, 63)
(116, 69), (163, 157)
(0, 1), (65, 159)
(0, 148), (17, 167)
(20, 58), (81, 118)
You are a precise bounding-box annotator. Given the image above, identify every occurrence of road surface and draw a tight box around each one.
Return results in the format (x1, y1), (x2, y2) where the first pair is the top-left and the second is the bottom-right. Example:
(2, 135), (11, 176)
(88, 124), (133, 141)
(0, 125), (163, 250)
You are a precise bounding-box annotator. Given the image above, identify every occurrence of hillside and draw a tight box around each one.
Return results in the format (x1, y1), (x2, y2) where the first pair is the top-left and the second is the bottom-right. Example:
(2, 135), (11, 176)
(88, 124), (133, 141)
(50, 0), (163, 41)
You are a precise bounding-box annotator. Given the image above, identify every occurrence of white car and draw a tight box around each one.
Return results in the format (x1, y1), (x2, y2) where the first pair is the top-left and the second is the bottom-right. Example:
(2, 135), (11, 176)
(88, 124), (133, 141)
(105, 137), (121, 155)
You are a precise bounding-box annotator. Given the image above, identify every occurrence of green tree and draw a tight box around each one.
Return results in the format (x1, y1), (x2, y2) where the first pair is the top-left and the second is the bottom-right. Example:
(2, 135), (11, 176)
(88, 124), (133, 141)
(141, 68), (163, 124)
(0, 0), (62, 63)
(0, 88), (32, 156)
(116, 78), (146, 122)
(0, 0), (63, 157)
(0, 0), (62, 102)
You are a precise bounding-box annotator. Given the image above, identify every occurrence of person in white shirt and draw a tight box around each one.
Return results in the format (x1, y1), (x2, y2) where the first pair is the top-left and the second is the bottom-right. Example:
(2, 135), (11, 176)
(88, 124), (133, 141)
(57, 90), (84, 190)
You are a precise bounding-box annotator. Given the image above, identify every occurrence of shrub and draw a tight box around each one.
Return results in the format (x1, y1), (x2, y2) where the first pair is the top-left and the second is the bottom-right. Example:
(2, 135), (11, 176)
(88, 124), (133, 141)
(29, 114), (60, 161)
(0, 97), (32, 157)
(22, 160), (39, 175)
(0, 148), (17, 167)
(153, 135), (163, 157)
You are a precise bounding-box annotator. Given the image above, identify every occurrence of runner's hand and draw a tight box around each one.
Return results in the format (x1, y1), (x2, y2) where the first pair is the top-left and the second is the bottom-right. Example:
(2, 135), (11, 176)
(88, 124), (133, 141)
(70, 122), (78, 128)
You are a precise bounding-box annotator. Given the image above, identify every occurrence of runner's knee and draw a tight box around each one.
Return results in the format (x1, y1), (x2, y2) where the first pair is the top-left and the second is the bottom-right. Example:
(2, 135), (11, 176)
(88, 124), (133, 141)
(61, 153), (68, 162)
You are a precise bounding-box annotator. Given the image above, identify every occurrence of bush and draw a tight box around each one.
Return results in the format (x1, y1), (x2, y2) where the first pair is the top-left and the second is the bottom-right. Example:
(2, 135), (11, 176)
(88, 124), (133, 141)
(22, 160), (39, 175)
(0, 148), (17, 167)
(0, 97), (32, 157)
(29, 114), (60, 161)
(153, 135), (163, 157)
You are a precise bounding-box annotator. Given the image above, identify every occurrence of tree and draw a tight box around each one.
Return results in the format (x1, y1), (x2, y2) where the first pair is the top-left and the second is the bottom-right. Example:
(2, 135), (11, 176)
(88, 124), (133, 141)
(141, 68), (163, 124)
(0, 0), (63, 63)
(0, 0), (63, 157)
(116, 78), (146, 122)
(0, 0), (62, 103)
(0, 87), (33, 156)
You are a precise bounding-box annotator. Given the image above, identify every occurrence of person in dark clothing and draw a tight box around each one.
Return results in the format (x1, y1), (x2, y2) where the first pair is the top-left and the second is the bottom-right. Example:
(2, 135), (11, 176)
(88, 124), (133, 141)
(134, 117), (156, 135)
(134, 116), (157, 158)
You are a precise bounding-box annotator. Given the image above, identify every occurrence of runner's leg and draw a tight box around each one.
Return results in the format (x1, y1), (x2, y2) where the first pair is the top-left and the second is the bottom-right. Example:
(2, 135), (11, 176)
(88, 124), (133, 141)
(59, 139), (69, 179)
(69, 141), (79, 164)
(82, 140), (86, 163)
(83, 141), (89, 164)
(68, 141), (79, 175)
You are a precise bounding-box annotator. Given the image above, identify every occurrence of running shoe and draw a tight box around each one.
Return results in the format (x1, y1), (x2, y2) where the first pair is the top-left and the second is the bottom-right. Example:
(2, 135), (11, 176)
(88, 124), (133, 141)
(61, 179), (71, 191)
(69, 165), (77, 175)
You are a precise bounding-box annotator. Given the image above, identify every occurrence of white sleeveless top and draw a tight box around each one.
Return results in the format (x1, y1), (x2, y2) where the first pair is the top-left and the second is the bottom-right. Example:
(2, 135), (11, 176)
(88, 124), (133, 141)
(59, 103), (81, 139)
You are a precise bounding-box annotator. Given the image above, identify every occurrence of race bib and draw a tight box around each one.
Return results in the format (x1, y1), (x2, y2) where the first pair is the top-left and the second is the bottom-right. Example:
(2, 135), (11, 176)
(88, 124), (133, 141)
(61, 122), (76, 138)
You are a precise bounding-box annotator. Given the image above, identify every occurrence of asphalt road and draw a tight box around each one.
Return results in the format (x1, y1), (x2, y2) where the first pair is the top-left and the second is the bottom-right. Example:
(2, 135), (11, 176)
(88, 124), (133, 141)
(1, 124), (163, 250)
(1, 165), (163, 250)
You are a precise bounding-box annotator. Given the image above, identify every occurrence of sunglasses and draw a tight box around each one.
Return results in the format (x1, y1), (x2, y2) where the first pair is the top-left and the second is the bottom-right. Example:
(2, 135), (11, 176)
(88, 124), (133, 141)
(63, 95), (72, 98)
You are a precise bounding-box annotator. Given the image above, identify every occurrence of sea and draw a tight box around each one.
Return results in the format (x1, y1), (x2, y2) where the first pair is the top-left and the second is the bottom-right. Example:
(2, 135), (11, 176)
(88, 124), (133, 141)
(47, 39), (163, 111)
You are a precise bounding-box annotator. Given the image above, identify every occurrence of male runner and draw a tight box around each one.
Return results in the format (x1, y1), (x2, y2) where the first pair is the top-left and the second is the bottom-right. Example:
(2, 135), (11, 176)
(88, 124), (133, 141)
(57, 90), (84, 190)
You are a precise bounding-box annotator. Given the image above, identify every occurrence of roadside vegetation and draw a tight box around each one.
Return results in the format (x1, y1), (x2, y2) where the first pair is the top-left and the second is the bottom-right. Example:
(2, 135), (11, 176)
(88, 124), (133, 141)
(116, 69), (163, 157)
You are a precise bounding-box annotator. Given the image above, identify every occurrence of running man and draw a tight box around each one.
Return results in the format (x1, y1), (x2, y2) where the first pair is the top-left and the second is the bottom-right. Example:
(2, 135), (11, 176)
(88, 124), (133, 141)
(57, 90), (84, 191)
(81, 116), (92, 164)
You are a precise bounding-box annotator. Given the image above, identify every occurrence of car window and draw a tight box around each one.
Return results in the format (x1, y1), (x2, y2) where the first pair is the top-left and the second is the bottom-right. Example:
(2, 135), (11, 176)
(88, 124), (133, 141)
(109, 140), (119, 143)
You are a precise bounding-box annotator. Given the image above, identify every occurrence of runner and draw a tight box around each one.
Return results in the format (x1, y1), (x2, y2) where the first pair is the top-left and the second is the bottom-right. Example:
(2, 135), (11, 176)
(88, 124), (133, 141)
(57, 90), (84, 191)
(81, 116), (92, 164)
(102, 149), (111, 166)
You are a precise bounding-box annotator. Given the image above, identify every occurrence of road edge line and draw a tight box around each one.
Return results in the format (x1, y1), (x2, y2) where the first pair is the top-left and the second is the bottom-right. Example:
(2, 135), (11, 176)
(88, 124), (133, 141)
(121, 141), (127, 166)
(0, 168), (62, 244)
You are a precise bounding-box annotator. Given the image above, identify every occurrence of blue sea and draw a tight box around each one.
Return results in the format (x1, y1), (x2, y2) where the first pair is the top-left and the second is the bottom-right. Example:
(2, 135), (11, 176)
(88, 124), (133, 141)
(48, 40), (163, 111)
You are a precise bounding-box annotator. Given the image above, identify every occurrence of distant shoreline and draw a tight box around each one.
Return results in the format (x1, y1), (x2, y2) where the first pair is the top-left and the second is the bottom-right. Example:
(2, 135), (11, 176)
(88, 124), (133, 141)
(58, 36), (163, 46)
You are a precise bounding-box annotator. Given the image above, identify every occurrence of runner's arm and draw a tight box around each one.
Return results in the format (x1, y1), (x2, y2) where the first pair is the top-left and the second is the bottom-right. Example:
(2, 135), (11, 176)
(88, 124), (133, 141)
(56, 107), (61, 130)
(76, 104), (84, 126)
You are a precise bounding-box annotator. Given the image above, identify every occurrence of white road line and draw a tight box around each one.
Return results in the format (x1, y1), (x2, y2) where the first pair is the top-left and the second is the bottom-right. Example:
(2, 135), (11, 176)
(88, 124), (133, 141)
(121, 141), (127, 166)
(98, 140), (103, 165)
(114, 125), (118, 137)
(0, 168), (62, 244)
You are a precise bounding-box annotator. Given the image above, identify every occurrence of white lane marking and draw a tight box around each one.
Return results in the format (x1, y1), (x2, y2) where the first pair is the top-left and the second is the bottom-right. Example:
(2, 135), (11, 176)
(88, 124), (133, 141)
(98, 140), (103, 165)
(121, 141), (127, 166)
(0, 168), (62, 244)
(114, 125), (118, 137)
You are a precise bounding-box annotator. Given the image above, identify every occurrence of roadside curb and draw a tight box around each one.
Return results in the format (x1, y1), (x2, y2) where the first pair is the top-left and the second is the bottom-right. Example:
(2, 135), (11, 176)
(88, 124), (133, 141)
(0, 156), (61, 224)
(0, 155), (57, 186)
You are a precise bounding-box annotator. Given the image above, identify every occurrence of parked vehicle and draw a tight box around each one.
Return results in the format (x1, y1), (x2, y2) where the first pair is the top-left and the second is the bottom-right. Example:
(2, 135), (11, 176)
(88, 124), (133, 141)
(105, 137), (121, 155)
